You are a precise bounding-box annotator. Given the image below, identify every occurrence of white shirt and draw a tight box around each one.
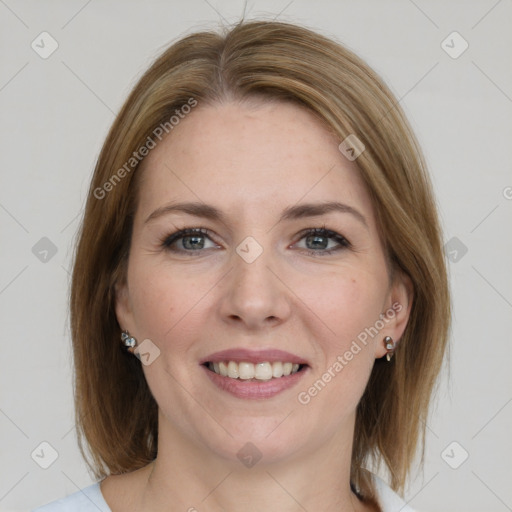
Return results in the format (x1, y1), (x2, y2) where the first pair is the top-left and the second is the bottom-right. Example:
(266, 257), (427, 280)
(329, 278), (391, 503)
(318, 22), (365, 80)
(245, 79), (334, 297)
(32, 473), (416, 511)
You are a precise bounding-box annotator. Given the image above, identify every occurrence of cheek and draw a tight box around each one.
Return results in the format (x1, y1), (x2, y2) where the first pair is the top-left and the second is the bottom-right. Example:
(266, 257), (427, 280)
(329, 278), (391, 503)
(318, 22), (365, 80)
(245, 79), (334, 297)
(294, 274), (383, 423)
(127, 257), (179, 339)
(305, 271), (385, 345)
(310, 279), (382, 394)
(126, 255), (217, 352)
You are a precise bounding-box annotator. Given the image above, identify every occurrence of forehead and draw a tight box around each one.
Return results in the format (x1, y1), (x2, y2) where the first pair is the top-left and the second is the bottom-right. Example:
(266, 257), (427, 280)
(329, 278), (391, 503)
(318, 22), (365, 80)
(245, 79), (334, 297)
(136, 101), (374, 225)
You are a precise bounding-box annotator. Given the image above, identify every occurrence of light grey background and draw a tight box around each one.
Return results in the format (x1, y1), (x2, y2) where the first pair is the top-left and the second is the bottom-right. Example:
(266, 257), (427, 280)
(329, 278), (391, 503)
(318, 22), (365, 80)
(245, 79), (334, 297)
(1, 1), (511, 511)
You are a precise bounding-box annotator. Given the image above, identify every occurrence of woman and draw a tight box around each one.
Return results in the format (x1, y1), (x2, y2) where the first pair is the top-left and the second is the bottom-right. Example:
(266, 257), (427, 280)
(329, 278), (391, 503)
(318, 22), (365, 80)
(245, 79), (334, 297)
(34, 19), (450, 512)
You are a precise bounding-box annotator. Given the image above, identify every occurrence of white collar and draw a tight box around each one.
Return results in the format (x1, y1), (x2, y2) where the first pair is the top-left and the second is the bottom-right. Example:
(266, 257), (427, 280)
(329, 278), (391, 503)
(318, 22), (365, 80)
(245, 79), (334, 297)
(372, 472), (416, 511)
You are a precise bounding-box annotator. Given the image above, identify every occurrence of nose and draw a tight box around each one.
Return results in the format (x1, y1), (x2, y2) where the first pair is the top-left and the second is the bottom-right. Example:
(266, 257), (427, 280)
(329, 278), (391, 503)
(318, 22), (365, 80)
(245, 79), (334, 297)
(218, 238), (292, 330)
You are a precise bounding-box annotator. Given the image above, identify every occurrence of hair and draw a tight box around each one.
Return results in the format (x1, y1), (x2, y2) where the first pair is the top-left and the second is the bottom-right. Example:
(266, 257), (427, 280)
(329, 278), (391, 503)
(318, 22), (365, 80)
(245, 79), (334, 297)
(70, 19), (450, 506)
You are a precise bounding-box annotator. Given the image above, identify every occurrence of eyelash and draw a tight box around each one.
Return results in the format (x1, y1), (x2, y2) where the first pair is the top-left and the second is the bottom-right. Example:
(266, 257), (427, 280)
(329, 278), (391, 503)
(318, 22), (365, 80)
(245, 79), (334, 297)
(160, 225), (351, 257)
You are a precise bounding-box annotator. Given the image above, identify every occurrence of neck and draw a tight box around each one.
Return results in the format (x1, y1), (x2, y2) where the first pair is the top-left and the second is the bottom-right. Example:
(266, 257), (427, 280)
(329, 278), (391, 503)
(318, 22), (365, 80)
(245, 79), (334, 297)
(135, 410), (370, 512)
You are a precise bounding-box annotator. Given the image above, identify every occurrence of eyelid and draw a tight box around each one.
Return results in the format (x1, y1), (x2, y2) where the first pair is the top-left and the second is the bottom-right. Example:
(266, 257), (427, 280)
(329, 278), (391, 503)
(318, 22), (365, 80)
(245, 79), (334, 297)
(294, 226), (350, 245)
(160, 227), (218, 249)
(292, 226), (351, 255)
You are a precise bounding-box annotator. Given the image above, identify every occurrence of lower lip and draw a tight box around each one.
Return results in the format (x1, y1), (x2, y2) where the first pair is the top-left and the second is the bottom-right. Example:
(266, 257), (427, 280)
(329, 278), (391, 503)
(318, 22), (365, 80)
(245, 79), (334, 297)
(201, 364), (309, 399)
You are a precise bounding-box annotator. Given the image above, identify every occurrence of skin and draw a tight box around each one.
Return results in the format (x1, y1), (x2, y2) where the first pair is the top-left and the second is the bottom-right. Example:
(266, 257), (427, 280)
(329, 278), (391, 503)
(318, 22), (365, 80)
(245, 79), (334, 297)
(107, 100), (413, 512)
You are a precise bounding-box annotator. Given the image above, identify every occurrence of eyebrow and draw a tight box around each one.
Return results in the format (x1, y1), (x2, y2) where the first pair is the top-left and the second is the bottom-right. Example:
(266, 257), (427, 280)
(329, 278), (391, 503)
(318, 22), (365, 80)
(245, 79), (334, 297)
(144, 200), (368, 229)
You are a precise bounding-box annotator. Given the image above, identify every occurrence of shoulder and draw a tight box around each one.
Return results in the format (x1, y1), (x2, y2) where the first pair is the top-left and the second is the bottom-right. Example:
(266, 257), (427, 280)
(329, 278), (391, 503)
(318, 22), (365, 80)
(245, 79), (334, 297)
(32, 482), (111, 512)
(371, 473), (416, 512)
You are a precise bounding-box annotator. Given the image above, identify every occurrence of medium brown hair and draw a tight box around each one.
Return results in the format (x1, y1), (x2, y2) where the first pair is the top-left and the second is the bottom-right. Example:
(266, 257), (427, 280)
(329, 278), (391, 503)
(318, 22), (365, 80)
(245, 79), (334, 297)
(70, 19), (450, 503)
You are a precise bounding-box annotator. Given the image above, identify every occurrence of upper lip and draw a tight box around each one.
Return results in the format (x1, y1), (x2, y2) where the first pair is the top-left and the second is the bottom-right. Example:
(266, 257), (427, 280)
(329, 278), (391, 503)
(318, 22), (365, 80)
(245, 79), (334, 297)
(200, 348), (309, 365)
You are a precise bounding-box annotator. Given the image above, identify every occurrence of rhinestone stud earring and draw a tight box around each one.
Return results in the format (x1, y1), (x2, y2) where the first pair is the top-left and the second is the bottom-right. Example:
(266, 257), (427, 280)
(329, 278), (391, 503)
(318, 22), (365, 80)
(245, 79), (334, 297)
(121, 330), (137, 354)
(384, 336), (395, 362)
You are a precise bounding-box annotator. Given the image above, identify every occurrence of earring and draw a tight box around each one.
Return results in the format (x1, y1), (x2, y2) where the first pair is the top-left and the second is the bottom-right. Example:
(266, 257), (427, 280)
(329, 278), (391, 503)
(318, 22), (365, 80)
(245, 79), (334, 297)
(384, 336), (395, 362)
(121, 330), (137, 354)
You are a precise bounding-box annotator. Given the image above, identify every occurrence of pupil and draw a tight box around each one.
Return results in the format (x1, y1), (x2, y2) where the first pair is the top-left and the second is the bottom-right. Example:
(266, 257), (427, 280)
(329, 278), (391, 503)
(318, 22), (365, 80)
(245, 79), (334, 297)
(308, 235), (327, 250)
(184, 235), (204, 250)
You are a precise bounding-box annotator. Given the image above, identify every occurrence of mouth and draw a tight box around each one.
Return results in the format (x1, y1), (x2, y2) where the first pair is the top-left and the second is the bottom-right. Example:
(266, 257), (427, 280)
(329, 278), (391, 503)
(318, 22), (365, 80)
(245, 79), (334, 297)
(202, 360), (309, 381)
(199, 348), (311, 399)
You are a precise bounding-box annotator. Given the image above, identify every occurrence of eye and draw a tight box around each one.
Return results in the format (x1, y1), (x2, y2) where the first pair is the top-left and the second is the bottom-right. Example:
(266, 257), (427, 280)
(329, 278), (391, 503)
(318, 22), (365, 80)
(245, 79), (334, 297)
(160, 228), (218, 254)
(294, 227), (351, 256)
(160, 226), (351, 257)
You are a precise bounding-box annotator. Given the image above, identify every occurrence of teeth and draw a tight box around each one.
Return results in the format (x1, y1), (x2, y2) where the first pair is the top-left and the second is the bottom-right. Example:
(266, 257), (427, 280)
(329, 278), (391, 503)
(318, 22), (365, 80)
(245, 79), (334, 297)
(227, 361), (239, 378)
(208, 361), (302, 380)
(239, 362), (255, 380)
(219, 361), (228, 377)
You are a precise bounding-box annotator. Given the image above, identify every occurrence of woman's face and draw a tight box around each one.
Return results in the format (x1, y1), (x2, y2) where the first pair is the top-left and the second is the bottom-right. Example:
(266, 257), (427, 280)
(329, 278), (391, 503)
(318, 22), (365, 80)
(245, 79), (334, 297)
(116, 100), (411, 465)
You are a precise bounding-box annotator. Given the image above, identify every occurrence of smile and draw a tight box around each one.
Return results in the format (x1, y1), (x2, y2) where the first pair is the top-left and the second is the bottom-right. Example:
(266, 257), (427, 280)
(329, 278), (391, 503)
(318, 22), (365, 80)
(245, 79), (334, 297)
(201, 361), (309, 399)
(204, 360), (306, 381)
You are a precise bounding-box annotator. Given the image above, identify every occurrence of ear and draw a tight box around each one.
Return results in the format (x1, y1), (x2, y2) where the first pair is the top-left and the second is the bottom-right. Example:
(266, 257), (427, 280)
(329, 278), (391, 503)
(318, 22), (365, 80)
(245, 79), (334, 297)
(374, 270), (414, 359)
(115, 280), (135, 333)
